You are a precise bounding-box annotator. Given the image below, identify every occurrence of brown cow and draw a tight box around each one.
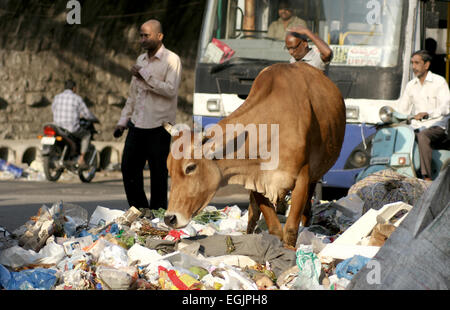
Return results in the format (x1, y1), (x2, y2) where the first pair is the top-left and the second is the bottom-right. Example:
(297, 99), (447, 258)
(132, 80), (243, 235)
(163, 62), (346, 246)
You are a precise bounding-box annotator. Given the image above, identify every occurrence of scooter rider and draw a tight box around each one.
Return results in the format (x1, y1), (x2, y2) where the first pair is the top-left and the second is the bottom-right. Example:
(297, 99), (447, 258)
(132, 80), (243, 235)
(398, 50), (450, 181)
(51, 80), (98, 169)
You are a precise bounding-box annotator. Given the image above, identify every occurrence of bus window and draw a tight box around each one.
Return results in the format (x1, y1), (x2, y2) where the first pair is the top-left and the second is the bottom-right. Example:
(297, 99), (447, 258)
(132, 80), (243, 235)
(199, 0), (405, 68)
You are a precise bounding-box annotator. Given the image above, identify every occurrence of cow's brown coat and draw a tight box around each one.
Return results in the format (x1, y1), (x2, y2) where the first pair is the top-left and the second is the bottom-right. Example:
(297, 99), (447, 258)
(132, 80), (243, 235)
(164, 62), (346, 246)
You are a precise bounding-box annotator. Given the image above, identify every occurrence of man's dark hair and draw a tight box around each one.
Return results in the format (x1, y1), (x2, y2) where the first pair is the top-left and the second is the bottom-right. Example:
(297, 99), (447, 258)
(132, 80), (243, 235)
(279, 0), (292, 10)
(412, 50), (433, 64)
(65, 80), (77, 90)
(425, 38), (437, 54)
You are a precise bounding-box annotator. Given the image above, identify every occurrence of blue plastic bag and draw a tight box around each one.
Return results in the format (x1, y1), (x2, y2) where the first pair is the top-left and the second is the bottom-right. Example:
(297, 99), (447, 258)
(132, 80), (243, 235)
(0, 264), (57, 290)
(335, 255), (371, 280)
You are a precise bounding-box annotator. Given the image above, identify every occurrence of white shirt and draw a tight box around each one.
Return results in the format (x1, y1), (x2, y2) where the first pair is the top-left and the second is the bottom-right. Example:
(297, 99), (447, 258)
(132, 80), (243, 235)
(118, 45), (182, 129)
(398, 71), (450, 130)
(289, 46), (330, 72)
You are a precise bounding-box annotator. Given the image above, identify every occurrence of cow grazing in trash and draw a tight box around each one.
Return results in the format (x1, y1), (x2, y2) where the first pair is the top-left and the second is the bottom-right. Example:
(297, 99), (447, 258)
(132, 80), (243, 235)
(163, 62), (346, 246)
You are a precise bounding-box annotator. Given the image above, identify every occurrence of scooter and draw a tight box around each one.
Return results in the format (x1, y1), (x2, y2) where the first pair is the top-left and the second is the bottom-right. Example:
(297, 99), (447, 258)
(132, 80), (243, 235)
(356, 106), (450, 182)
(39, 118), (99, 183)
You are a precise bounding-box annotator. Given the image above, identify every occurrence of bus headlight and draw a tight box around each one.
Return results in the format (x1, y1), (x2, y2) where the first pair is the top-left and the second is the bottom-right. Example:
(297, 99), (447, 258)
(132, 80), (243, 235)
(207, 99), (221, 112)
(346, 106), (359, 120)
(379, 106), (394, 123)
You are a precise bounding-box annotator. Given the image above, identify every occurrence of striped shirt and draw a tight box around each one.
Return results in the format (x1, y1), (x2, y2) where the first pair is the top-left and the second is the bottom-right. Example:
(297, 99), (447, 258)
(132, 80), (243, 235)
(52, 89), (95, 132)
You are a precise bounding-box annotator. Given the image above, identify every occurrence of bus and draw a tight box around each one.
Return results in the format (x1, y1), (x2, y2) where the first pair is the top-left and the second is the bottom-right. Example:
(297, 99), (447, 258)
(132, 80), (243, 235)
(193, 0), (449, 195)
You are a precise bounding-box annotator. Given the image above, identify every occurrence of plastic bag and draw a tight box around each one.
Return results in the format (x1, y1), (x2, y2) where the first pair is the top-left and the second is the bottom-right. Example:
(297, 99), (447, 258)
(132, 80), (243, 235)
(63, 203), (89, 228)
(97, 243), (128, 269)
(63, 216), (78, 238)
(0, 264), (57, 290)
(335, 255), (371, 280)
(293, 245), (323, 290)
(0, 246), (42, 269)
(127, 244), (162, 266)
(35, 238), (66, 265)
(96, 266), (133, 290)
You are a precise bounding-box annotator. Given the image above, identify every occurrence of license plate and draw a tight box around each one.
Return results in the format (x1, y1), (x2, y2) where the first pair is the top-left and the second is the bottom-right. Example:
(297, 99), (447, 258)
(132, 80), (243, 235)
(41, 137), (56, 145)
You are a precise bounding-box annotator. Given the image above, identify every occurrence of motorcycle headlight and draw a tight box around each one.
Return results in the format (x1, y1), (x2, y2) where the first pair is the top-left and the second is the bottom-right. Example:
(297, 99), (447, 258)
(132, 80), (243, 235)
(349, 150), (369, 168)
(379, 106), (394, 123)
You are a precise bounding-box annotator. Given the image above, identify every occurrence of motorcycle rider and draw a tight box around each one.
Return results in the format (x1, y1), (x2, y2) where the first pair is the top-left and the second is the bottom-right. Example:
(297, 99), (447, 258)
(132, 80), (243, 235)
(51, 80), (98, 169)
(398, 50), (450, 181)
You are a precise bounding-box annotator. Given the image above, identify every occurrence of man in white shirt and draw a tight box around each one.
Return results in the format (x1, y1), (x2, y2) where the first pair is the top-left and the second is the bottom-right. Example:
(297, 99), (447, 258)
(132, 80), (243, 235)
(398, 50), (450, 180)
(114, 19), (182, 214)
(284, 25), (333, 72)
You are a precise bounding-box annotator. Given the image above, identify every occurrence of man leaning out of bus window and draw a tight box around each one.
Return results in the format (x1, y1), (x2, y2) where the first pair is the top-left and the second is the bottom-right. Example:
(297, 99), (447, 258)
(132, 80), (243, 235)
(284, 24), (333, 73)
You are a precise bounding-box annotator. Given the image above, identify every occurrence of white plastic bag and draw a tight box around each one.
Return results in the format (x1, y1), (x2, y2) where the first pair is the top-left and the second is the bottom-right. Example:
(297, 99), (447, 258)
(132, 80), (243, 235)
(97, 243), (128, 269)
(0, 246), (42, 269)
(96, 266), (133, 290)
(127, 244), (162, 266)
(35, 239), (66, 265)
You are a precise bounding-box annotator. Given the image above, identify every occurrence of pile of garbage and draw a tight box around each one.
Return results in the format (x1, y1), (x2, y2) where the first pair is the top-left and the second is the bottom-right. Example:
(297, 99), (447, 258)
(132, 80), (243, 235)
(0, 186), (419, 290)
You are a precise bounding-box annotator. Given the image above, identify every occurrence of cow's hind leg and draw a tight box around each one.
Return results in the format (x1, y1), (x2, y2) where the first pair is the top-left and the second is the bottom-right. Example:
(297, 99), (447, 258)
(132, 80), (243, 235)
(252, 191), (283, 240)
(301, 182), (316, 226)
(246, 191), (261, 234)
(283, 166), (313, 247)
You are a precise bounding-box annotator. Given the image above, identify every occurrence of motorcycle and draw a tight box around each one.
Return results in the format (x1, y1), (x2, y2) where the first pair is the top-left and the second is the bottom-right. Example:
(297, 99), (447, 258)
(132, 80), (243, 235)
(356, 106), (450, 182)
(39, 118), (99, 183)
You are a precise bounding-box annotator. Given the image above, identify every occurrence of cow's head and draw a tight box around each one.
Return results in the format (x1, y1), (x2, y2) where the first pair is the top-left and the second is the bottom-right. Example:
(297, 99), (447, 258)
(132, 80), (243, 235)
(163, 123), (223, 229)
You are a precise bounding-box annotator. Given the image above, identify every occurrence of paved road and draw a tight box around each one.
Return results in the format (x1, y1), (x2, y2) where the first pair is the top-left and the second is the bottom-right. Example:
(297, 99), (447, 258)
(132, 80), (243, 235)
(0, 171), (249, 232)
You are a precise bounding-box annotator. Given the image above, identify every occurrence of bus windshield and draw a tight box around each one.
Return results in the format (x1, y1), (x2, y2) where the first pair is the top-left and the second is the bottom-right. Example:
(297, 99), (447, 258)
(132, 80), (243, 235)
(199, 0), (405, 67)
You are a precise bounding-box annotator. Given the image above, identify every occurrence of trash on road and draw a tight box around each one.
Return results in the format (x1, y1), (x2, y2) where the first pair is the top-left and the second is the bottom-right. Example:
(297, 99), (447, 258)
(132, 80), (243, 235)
(0, 168), (443, 290)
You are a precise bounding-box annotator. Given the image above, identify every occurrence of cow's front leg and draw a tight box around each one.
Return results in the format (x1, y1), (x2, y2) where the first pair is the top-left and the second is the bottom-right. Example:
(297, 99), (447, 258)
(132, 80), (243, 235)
(246, 191), (261, 234)
(283, 166), (311, 247)
(252, 191), (283, 240)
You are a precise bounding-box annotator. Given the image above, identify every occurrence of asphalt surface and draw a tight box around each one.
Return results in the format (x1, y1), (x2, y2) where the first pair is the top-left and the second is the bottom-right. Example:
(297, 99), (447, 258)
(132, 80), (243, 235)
(0, 171), (250, 232)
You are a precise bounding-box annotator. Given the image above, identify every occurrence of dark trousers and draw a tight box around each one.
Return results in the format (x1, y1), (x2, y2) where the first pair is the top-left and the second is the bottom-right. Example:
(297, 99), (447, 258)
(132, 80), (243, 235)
(121, 124), (171, 210)
(415, 126), (446, 178)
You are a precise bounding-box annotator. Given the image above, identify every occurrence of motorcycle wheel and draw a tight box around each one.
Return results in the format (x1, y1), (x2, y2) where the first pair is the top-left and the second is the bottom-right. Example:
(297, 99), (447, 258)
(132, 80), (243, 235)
(43, 156), (63, 182)
(78, 145), (98, 183)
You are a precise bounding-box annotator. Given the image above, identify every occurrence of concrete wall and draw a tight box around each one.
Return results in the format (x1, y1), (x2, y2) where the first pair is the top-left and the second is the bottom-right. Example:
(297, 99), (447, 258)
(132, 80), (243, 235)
(0, 0), (203, 143)
(0, 139), (124, 170)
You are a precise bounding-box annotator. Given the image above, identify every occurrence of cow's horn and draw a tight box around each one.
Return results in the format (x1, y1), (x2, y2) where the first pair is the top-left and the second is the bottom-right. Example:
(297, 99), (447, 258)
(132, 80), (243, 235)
(163, 122), (179, 136)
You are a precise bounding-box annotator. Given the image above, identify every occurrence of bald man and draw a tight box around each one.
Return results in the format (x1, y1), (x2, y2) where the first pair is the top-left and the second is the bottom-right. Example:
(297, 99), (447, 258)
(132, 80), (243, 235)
(285, 25), (333, 72)
(115, 19), (182, 216)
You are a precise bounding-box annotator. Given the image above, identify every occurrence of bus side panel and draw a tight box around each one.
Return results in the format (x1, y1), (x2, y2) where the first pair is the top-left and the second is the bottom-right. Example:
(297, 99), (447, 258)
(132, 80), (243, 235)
(322, 123), (376, 189)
